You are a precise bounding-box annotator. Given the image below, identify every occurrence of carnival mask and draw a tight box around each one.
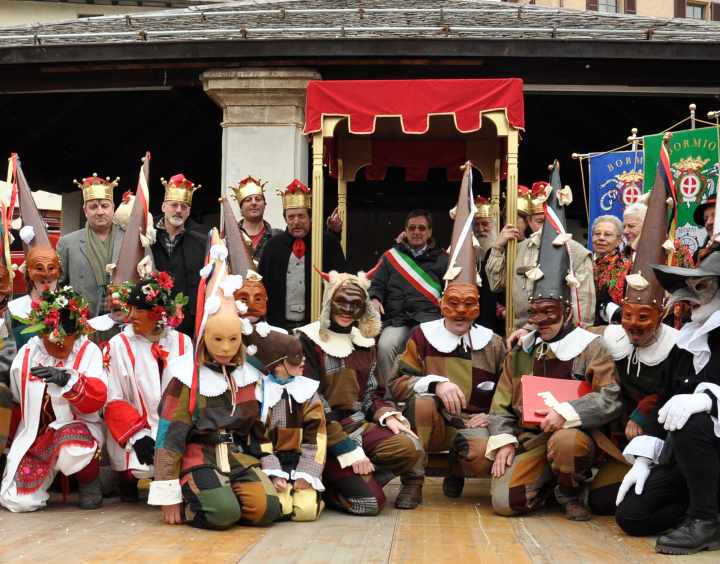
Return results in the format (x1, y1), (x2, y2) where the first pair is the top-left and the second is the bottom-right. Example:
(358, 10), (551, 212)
(528, 299), (567, 341)
(42, 333), (78, 361)
(621, 303), (663, 347)
(685, 276), (719, 306)
(234, 279), (268, 320)
(331, 282), (367, 328)
(204, 312), (243, 365)
(441, 284), (480, 335)
(130, 307), (163, 340)
(27, 246), (61, 289)
(0, 265), (11, 312)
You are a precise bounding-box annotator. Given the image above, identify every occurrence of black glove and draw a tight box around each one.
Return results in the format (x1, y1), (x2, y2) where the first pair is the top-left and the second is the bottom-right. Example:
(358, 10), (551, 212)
(133, 435), (156, 466)
(30, 366), (71, 388)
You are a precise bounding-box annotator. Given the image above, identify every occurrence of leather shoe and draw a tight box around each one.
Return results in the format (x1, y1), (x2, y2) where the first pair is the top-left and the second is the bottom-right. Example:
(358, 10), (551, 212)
(564, 499), (591, 521)
(395, 482), (423, 510)
(656, 517), (720, 555)
(442, 476), (465, 498)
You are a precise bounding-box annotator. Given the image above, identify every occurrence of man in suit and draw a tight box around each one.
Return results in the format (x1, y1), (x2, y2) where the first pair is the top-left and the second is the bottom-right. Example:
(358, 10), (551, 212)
(56, 174), (124, 320)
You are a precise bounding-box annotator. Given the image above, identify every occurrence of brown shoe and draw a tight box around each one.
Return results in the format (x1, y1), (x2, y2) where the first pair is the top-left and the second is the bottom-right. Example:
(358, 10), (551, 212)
(564, 500), (591, 521)
(395, 483), (423, 510)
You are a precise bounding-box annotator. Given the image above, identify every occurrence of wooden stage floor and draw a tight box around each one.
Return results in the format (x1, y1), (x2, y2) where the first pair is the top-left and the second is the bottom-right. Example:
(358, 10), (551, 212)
(0, 478), (715, 563)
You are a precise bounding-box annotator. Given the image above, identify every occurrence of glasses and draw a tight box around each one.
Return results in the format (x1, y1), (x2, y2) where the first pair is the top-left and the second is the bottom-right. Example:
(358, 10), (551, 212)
(407, 225), (428, 232)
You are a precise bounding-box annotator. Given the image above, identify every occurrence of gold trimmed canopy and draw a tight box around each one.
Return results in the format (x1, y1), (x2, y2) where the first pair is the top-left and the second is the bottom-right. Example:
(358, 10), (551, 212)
(73, 173), (119, 203)
(161, 173), (199, 205)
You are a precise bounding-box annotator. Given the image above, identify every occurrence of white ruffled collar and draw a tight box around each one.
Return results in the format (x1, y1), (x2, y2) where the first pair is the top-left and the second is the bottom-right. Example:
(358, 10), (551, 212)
(521, 326), (598, 361)
(602, 323), (678, 366)
(8, 294), (32, 319)
(420, 318), (493, 354)
(677, 309), (720, 374)
(169, 353), (262, 397)
(295, 321), (375, 359)
(258, 374), (319, 421)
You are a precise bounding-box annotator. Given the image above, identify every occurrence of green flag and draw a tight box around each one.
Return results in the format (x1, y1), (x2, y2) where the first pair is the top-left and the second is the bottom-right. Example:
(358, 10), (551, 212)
(643, 126), (720, 256)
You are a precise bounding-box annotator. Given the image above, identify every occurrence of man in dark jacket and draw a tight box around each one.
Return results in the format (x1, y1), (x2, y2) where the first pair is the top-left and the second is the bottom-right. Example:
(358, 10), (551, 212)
(258, 179), (347, 331)
(150, 174), (207, 338)
(369, 209), (448, 384)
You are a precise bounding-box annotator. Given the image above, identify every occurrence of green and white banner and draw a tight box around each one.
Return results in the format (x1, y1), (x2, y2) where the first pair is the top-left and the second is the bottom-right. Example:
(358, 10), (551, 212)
(643, 126), (720, 255)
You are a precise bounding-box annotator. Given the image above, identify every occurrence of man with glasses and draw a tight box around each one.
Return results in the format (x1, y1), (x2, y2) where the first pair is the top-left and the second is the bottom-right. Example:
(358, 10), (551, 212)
(369, 209), (448, 385)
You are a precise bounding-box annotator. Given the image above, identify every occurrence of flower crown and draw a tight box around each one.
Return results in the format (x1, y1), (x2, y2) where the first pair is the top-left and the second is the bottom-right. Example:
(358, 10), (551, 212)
(22, 286), (93, 343)
(127, 271), (188, 329)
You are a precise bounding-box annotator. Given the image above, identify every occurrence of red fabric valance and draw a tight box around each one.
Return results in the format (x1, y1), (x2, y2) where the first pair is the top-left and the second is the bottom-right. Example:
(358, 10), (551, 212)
(304, 78), (524, 135)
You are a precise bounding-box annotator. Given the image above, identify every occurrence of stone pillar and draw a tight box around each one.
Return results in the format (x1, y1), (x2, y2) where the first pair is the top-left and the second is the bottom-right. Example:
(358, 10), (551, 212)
(201, 68), (322, 230)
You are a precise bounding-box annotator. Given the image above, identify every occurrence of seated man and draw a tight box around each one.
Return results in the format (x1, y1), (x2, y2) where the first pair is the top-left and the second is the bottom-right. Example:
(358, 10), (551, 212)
(104, 272), (192, 502)
(369, 209), (449, 384)
(298, 270), (423, 514)
(0, 287), (106, 512)
(616, 249), (720, 555)
(486, 166), (622, 521)
(389, 169), (505, 498)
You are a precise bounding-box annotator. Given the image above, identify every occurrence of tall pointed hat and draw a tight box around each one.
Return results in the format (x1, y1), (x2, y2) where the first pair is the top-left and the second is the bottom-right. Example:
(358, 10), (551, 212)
(529, 160), (575, 305)
(625, 144), (673, 307)
(111, 152), (155, 285)
(14, 154), (51, 252)
(444, 162), (480, 287)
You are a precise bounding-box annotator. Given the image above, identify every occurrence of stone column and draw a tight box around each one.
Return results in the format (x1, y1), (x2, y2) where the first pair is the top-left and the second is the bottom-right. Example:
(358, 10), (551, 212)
(201, 68), (322, 229)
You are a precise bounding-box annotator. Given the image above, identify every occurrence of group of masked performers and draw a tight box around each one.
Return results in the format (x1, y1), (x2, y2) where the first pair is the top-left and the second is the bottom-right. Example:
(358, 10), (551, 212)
(0, 157), (718, 558)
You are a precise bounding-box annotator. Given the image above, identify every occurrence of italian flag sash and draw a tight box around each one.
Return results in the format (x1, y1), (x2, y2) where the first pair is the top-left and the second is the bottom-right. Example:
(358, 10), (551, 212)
(384, 248), (443, 305)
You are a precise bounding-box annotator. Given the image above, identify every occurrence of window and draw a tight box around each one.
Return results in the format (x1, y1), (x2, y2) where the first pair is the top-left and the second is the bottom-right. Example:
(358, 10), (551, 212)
(687, 2), (706, 19)
(598, 0), (618, 12)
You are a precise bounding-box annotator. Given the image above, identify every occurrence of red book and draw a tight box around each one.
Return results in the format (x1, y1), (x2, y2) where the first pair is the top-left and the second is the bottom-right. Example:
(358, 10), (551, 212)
(521, 375), (593, 427)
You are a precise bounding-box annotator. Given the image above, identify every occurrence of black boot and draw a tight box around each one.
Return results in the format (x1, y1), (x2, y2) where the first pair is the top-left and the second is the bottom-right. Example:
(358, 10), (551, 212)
(442, 475), (465, 498)
(656, 517), (720, 555)
(118, 478), (139, 503)
(78, 478), (103, 510)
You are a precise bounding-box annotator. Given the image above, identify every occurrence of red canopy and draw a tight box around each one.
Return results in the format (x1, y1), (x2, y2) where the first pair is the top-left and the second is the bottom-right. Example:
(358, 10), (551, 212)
(304, 78), (524, 135)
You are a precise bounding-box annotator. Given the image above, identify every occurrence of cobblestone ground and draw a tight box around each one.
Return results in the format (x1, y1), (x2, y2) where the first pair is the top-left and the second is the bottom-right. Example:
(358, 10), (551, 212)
(0, 478), (716, 563)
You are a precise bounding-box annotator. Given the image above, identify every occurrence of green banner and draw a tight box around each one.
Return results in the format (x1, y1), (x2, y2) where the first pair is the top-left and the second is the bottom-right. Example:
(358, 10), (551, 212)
(644, 126), (720, 255)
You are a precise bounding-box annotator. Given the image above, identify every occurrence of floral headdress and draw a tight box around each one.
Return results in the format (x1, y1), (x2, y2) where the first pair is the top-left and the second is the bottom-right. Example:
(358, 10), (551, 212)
(126, 271), (188, 329)
(22, 286), (93, 343)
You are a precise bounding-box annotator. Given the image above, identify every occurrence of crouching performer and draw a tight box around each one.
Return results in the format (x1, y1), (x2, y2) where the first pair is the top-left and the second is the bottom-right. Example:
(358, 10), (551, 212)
(0, 287), (106, 512)
(104, 272), (191, 501)
(487, 162), (622, 521)
(298, 270), (424, 514)
(254, 331), (326, 521)
(616, 247), (720, 555)
(149, 233), (282, 529)
(389, 164), (505, 499)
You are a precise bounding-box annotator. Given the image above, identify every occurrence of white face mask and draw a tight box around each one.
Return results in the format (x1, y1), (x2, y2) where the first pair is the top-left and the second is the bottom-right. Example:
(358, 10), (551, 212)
(691, 288), (720, 323)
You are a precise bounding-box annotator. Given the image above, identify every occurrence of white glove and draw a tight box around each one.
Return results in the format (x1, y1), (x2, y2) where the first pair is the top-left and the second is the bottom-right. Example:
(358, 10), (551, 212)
(658, 393), (712, 432)
(615, 456), (652, 506)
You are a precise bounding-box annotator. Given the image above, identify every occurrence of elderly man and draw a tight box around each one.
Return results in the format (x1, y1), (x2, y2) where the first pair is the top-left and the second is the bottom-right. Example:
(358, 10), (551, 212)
(474, 197), (502, 333)
(56, 174), (123, 320)
(622, 203), (647, 258)
(369, 209), (449, 385)
(258, 180), (347, 331)
(151, 174), (206, 338)
(486, 180), (595, 343)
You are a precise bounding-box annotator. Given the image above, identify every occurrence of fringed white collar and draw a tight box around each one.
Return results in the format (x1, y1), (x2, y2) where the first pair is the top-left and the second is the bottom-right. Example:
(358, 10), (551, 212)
(258, 374), (319, 421)
(419, 318), (493, 354)
(169, 353), (262, 397)
(296, 321), (375, 359)
(521, 327), (598, 361)
(677, 310), (720, 374)
(602, 323), (678, 366)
